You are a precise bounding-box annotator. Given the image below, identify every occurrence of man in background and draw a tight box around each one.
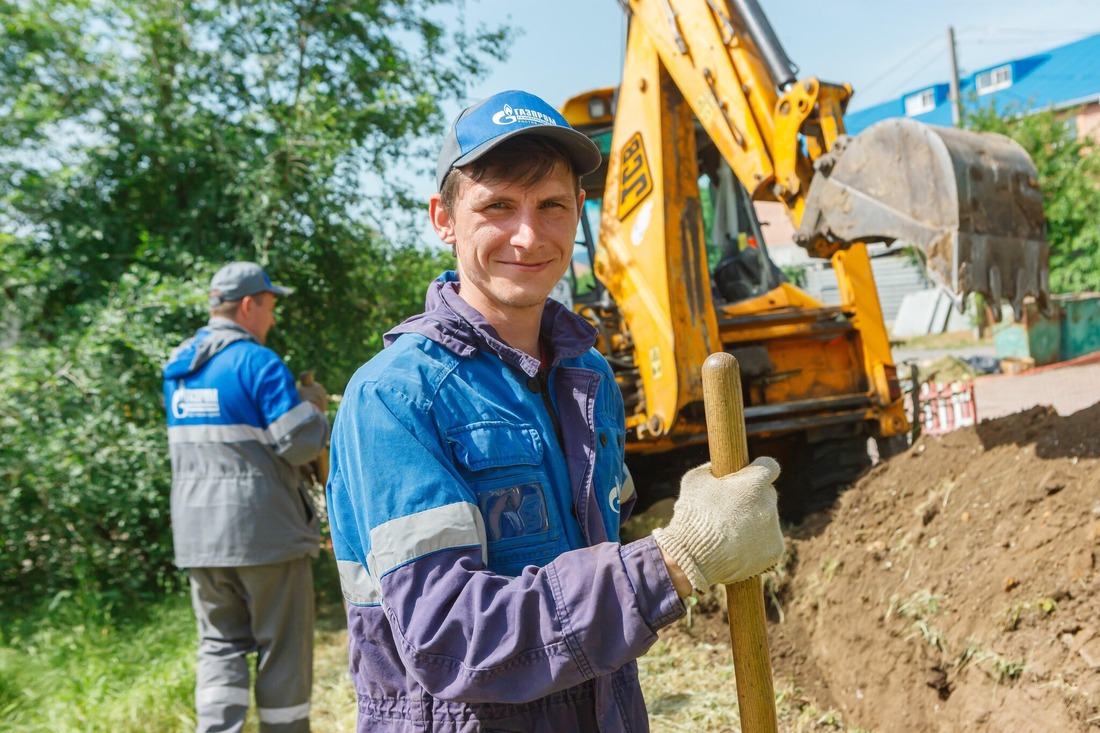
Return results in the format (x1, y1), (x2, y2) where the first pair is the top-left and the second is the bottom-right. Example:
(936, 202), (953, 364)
(164, 261), (329, 733)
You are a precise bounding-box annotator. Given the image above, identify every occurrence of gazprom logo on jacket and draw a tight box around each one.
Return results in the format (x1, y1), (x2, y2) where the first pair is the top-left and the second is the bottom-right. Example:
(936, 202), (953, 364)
(492, 104), (558, 127)
(608, 482), (621, 514)
(172, 387), (221, 419)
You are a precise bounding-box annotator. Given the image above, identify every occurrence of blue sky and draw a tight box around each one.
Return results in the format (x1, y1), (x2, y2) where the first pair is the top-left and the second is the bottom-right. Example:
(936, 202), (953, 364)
(454, 0), (1100, 112)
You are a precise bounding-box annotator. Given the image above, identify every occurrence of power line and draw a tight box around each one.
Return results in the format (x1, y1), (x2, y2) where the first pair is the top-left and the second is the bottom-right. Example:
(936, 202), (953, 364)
(956, 26), (1099, 37)
(889, 52), (951, 94)
(857, 34), (943, 96)
(955, 27), (1100, 45)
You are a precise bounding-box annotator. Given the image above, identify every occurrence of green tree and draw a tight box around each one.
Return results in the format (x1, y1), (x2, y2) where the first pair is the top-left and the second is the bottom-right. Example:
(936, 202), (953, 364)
(0, 0), (508, 611)
(965, 104), (1100, 293)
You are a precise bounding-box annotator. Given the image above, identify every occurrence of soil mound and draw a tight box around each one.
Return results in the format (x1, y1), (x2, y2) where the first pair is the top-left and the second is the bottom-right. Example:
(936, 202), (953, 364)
(766, 403), (1100, 731)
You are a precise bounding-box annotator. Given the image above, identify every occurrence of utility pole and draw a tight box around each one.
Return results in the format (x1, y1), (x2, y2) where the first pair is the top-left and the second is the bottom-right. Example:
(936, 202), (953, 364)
(947, 25), (962, 126)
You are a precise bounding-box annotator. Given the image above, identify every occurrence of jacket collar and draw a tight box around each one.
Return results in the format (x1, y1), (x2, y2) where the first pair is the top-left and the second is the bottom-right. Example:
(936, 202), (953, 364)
(164, 317), (258, 378)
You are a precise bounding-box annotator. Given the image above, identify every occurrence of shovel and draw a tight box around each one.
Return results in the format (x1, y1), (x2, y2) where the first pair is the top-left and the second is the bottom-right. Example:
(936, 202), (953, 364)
(702, 351), (778, 733)
(298, 369), (330, 486)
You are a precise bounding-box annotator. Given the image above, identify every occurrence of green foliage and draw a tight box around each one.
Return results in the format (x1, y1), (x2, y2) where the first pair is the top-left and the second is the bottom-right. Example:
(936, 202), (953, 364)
(1, 0), (493, 379)
(0, 0), (505, 606)
(780, 264), (807, 289)
(965, 104), (1100, 293)
(0, 270), (200, 610)
(0, 594), (196, 731)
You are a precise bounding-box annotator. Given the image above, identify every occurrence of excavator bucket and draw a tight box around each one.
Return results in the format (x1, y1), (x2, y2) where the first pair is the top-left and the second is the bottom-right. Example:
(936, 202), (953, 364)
(794, 118), (1050, 320)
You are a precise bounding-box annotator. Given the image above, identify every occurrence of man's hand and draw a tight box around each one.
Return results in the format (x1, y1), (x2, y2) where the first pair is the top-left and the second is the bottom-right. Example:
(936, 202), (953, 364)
(653, 457), (784, 594)
(297, 377), (329, 413)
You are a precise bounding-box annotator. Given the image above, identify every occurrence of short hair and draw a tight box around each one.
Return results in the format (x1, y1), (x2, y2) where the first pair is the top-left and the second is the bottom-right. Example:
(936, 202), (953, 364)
(209, 294), (242, 318)
(440, 135), (582, 215)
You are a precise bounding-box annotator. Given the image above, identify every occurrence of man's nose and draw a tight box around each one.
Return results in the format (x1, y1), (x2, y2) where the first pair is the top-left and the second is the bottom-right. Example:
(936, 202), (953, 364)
(510, 209), (539, 248)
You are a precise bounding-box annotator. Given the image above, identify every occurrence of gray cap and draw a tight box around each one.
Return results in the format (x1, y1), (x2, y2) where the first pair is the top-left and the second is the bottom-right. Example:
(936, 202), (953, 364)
(435, 89), (602, 190)
(209, 262), (293, 306)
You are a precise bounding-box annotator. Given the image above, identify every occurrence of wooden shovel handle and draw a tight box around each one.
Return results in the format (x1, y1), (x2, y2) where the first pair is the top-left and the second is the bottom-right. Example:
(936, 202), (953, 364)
(297, 369), (331, 486)
(701, 352), (778, 733)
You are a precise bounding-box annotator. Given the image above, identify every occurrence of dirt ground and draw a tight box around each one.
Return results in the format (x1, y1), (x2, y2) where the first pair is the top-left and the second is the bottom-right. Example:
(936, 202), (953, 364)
(683, 402), (1100, 731)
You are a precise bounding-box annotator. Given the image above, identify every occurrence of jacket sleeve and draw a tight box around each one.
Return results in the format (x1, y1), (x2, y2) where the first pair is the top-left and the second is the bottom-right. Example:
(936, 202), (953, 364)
(252, 351), (328, 466)
(328, 378), (684, 705)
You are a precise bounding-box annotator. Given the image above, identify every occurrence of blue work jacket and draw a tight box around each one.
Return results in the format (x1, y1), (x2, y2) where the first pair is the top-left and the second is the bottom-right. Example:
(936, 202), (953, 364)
(326, 274), (684, 732)
(164, 318), (327, 567)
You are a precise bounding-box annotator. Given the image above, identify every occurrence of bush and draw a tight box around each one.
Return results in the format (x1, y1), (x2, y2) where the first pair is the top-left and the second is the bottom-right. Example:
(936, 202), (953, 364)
(0, 268), (202, 612)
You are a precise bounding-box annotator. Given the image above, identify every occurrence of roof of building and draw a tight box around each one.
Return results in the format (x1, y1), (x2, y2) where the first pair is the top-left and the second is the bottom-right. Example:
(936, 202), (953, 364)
(844, 32), (1100, 134)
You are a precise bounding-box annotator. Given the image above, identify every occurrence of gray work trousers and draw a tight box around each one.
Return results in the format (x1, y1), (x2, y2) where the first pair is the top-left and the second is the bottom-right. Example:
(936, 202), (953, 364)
(189, 557), (314, 733)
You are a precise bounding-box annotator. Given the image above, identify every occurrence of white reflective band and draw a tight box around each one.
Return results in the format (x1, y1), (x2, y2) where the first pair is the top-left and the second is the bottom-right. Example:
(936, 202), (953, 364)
(196, 684), (251, 708)
(368, 502), (487, 577)
(337, 560), (382, 605)
(268, 401), (317, 444)
(621, 465), (636, 504)
(258, 700), (311, 724)
(168, 423), (271, 445)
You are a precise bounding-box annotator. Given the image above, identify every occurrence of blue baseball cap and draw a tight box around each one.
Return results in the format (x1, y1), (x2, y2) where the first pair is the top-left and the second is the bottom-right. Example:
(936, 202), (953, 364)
(209, 262), (293, 306)
(435, 89), (602, 190)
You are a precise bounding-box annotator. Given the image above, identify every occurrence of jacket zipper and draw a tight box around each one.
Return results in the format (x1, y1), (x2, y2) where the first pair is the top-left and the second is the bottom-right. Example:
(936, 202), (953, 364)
(532, 368), (582, 528)
(536, 370), (565, 450)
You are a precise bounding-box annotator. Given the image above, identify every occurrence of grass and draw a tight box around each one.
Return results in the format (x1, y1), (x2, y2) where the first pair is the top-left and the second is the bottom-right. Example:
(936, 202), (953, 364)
(0, 594), (196, 732)
(0, 591), (359, 733)
(880, 592), (1030, 690)
(1000, 596), (1058, 632)
(892, 329), (988, 351)
(2, 560), (866, 731)
(640, 633), (871, 732)
(0, 555), (356, 733)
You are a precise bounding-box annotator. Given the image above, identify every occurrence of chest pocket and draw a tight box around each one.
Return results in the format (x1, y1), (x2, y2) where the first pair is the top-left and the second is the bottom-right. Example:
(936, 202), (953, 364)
(446, 422), (564, 576)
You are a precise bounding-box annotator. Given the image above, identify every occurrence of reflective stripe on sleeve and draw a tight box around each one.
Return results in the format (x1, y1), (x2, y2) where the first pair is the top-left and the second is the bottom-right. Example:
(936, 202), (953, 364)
(258, 701), (311, 724)
(268, 401), (317, 445)
(337, 560), (382, 606)
(168, 423), (271, 445)
(368, 502), (487, 578)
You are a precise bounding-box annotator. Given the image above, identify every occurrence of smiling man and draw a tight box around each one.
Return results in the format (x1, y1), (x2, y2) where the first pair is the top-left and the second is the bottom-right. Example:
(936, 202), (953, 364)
(326, 90), (785, 732)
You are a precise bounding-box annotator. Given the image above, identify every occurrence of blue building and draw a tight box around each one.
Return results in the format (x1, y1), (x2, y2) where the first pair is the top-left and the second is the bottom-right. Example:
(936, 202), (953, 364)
(845, 32), (1100, 141)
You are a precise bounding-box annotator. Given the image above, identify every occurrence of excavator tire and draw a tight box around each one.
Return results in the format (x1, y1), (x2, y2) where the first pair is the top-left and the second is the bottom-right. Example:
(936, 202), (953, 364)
(756, 427), (872, 523)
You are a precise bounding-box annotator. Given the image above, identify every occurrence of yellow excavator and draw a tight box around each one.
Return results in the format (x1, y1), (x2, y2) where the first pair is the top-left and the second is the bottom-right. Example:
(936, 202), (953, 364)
(561, 0), (1050, 518)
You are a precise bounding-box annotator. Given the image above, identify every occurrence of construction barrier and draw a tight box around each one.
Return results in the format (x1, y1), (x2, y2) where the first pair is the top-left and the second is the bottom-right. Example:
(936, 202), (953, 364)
(916, 380), (978, 436)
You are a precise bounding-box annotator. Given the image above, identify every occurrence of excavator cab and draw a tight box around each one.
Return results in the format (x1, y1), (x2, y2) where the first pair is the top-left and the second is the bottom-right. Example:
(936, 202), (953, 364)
(703, 160), (787, 304)
(568, 135), (787, 309)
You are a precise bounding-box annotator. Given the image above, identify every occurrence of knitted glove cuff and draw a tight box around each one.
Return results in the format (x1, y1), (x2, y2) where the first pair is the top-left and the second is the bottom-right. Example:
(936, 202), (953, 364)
(652, 525), (710, 592)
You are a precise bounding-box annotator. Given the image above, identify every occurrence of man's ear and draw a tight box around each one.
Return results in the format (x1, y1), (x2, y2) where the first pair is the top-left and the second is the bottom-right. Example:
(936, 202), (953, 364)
(429, 194), (456, 246)
(238, 293), (261, 319)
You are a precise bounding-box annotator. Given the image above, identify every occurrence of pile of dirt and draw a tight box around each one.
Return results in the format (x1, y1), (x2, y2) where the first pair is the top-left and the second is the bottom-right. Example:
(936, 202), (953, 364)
(683, 403), (1100, 731)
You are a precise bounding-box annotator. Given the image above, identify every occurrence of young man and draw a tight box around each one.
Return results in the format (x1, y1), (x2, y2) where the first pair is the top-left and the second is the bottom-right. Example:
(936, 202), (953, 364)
(326, 90), (784, 732)
(164, 262), (329, 733)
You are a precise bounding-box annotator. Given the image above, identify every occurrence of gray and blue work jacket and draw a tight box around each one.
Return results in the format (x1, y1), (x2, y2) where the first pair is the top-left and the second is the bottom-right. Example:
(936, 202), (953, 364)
(327, 274), (686, 732)
(164, 318), (328, 568)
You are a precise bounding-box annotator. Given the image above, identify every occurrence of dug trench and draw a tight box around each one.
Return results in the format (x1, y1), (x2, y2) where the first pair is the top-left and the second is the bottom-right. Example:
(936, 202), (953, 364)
(664, 403), (1100, 731)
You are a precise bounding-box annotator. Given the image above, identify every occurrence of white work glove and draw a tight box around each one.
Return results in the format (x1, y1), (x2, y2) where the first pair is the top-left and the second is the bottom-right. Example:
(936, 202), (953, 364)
(297, 379), (329, 413)
(652, 457), (783, 592)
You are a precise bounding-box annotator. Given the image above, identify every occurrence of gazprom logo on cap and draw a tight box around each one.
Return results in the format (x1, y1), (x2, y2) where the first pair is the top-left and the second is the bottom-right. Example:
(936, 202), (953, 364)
(492, 103), (559, 127)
